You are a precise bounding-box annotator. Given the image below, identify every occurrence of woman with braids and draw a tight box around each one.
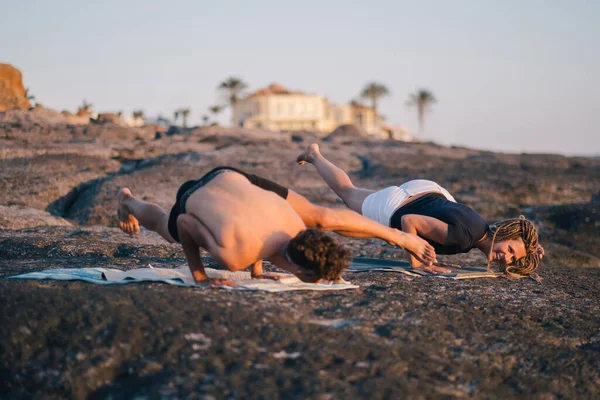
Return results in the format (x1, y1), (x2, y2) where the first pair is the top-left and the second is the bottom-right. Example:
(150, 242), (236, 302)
(297, 144), (545, 278)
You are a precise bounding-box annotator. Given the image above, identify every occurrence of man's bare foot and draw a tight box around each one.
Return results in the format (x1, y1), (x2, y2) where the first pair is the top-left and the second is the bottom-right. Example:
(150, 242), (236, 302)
(403, 234), (437, 266)
(296, 143), (321, 165)
(117, 188), (140, 236)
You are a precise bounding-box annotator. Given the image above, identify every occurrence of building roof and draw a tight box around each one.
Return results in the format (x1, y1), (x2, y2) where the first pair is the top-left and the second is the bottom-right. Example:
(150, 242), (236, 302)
(247, 83), (304, 98)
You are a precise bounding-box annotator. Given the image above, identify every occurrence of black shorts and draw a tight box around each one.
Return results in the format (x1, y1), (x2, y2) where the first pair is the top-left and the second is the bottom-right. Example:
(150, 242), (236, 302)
(167, 166), (289, 243)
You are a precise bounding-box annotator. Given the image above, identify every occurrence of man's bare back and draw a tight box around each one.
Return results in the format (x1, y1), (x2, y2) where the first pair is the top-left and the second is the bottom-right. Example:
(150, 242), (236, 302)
(165, 168), (349, 285)
(183, 171), (305, 271)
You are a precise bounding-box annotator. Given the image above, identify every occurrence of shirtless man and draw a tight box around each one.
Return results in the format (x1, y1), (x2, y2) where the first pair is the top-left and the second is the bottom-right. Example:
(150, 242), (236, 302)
(118, 166), (436, 285)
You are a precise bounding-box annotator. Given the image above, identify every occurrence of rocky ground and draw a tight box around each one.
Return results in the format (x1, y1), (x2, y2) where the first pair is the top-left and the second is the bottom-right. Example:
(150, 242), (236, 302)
(1, 112), (599, 399)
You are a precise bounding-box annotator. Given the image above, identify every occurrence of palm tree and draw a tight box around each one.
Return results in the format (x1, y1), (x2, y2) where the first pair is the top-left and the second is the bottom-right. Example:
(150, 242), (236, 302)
(360, 82), (390, 123)
(133, 110), (145, 120)
(202, 115), (209, 125)
(407, 89), (436, 138)
(173, 110), (179, 125)
(80, 99), (93, 113)
(76, 99), (94, 116)
(209, 105), (223, 123)
(177, 108), (191, 128)
(157, 114), (169, 125)
(218, 77), (247, 126)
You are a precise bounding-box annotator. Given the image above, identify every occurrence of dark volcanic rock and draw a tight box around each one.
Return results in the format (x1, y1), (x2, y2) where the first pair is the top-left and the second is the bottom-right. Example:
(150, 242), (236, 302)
(290, 130), (320, 143)
(325, 124), (364, 143)
(0, 226), (182, 266)
(523, 203), (600, 266)
(0, 205), (73, 229)
(0, 123), (599, 399)
(0, 154), (120, 210)
(0, 244), (599, 398)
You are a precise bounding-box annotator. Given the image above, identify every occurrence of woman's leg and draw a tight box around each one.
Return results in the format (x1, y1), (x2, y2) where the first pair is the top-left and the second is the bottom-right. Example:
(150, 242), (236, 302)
(296, 143), (374, 214)
(117, 188), (175, 243)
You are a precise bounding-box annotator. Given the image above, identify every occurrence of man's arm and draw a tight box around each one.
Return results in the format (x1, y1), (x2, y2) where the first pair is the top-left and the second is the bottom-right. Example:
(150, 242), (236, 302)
(176, 214), (235, 286)
(287, 190), (401, 240)
(286, 190), (435, 266)
(400, 214), (453, 273)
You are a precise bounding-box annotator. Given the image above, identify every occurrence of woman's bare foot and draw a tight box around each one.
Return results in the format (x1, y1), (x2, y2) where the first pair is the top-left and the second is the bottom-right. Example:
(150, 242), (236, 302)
(296, 143), (321, 165)
(117, 188), (140, 236)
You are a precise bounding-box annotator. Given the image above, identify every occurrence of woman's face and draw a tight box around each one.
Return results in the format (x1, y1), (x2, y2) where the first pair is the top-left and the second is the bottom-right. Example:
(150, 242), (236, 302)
(491, 238), (526, 265)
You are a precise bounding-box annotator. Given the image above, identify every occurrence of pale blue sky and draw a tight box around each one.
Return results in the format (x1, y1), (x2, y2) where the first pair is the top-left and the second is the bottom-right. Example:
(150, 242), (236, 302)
(2, 0), (599, 155)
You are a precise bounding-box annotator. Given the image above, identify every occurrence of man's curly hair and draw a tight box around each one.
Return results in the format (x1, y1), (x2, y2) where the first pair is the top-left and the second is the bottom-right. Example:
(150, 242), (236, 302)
(487, 216), (541, 280)
(286, 229), (350, 281)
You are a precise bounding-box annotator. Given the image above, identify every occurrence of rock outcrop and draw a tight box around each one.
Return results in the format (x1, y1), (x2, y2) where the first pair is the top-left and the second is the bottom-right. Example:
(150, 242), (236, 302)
(0, 107), (90, 126)
(0, 205), (73, 230)
(0, 63), (31, 112)
(325, 124), (364, 142)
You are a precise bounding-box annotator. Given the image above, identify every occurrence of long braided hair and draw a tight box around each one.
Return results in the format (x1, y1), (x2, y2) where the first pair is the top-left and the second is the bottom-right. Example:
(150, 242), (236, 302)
(487, 216), (541, 281)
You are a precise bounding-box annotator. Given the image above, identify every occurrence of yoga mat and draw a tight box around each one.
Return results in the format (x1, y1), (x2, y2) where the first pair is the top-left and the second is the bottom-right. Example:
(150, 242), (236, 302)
(8, 265), (359, 292)
(348, 257), (502, 279)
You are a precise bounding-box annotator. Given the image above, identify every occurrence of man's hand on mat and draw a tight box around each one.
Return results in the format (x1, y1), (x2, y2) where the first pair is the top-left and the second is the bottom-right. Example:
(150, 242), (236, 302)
(196, 278), (236, 287)
(192, 270), (236, 286)
(251, 273), (281, 280)
(250, 260), (280, 280)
